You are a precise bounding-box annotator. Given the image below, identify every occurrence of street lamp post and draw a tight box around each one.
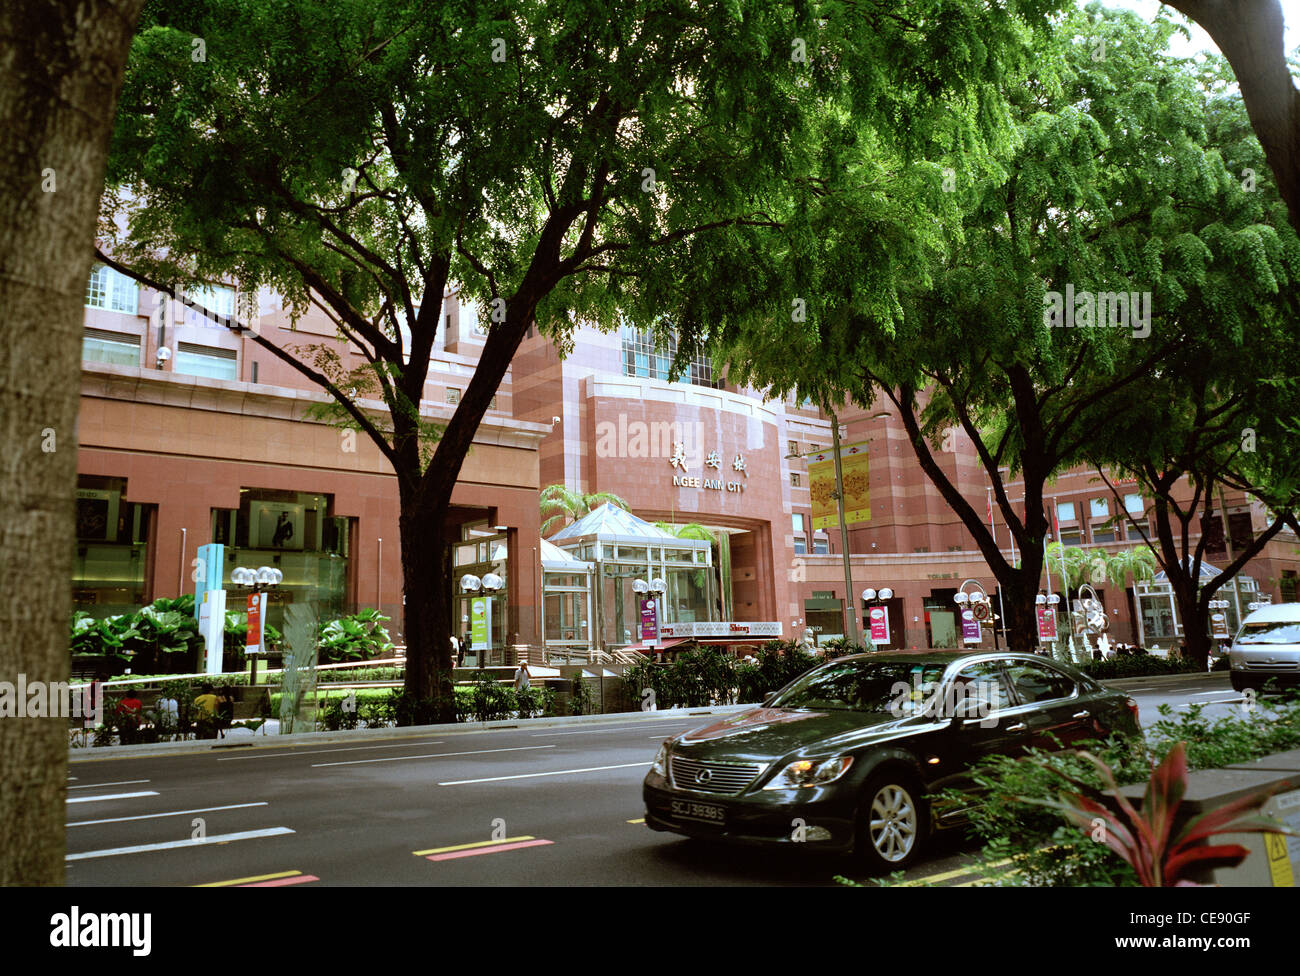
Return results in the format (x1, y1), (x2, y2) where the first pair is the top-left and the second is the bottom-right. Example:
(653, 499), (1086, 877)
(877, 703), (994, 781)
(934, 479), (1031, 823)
(460, 572), (504, 666)
(861, 586), (894, 648)
(828, 410), (860, 646)
(954, 579), (993, 647)
(786, 410), (860, 646)
(231, 565), (282, 683)
(1035, 592), (1062, 656)
(634, 577), (667, 657)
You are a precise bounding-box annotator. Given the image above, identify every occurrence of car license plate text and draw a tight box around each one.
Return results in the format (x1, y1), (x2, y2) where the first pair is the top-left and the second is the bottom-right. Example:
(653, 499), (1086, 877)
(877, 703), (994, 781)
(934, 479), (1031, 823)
(671, 799), (726, 824)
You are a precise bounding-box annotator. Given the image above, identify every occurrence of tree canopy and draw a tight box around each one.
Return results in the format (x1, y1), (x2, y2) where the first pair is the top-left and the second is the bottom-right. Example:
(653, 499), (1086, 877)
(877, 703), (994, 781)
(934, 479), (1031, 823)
(99, 0), (1066, 704)
(717, 4), (1300, 649)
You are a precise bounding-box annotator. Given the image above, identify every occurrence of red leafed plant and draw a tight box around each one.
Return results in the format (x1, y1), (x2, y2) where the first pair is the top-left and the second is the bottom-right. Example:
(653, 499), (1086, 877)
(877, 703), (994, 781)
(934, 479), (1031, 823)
(1032, 741), (1295, 887)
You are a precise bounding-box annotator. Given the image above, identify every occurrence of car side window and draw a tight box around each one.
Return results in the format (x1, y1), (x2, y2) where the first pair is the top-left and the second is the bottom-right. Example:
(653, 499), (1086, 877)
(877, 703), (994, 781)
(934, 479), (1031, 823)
(1006, 662), (1076, 704)
(948, 663), (1013, 712)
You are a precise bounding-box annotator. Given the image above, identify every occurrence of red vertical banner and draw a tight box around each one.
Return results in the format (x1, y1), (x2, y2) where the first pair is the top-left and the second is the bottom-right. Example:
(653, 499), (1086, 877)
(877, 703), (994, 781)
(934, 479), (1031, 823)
(868, 606), (890, 645)
(246, 592), (264, 654)
(1037, 606), (1057, 641)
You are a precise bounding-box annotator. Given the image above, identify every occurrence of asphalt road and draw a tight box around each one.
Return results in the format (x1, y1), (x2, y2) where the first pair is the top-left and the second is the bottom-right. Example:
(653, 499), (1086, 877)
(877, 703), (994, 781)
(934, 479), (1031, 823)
(63, 672), (1264, 887)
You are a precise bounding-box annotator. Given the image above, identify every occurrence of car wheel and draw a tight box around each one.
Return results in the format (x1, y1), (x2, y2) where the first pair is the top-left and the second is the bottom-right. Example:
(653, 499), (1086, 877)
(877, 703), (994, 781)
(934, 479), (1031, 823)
(855, 773), (927, 873)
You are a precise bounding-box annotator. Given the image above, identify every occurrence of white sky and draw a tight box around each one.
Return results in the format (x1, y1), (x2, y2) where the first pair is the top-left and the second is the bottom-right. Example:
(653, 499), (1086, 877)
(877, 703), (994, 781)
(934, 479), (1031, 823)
(1099, 0), (1300, 58)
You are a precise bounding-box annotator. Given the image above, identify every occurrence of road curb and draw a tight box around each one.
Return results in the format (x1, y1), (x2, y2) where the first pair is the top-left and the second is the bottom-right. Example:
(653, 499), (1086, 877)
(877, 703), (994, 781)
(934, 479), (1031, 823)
(67, 703), (754, 762)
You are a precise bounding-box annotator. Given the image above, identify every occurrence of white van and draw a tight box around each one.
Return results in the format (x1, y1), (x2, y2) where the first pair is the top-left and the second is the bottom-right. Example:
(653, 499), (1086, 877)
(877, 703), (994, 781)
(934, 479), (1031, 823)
(1228, 603), (1300, 692)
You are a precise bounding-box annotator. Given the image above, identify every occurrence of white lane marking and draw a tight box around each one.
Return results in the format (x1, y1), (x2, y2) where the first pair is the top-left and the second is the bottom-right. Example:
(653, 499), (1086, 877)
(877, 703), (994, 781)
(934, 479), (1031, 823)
(218, 740), (446, 761)
(532, 723), (695, 737)
(440, 762), (651, 785)
(68, 779), (151, 790)
(1190, 691), (1239, 698)
(68, 802), (268, 828)
(67, 791), (159, 804)
(67, 827), (294, 861)
(312, 744), (554, 768)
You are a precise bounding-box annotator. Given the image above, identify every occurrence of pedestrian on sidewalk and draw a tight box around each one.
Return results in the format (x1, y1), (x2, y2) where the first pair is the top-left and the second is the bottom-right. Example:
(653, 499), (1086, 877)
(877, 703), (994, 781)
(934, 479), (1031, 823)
(514, 659), (531, 693)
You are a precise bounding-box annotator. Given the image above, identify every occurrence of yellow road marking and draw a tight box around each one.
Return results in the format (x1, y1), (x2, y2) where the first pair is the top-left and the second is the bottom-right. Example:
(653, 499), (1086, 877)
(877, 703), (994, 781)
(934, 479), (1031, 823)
(903, 857), (1013, 886)
(627, 818), (645, 824)
(413, 836), (534, 856)
(197, 870), (301, 887)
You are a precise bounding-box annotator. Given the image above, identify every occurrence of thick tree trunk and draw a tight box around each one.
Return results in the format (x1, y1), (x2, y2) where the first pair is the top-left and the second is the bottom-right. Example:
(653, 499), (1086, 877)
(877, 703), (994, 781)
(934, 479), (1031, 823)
(398, 482), (456, 723)
(0, 0), (144, 884)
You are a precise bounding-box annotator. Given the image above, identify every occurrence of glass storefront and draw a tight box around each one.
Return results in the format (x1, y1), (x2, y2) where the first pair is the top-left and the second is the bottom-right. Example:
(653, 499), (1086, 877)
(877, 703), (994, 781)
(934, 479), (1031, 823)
(211, 489), (352, 627)
(454, 533), (509, 663)
(73, 476), (154, 615)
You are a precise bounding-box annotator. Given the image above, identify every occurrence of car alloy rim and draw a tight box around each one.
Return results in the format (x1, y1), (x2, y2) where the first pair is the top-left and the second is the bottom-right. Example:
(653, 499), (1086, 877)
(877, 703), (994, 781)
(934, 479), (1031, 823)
(869, 785), (917, 861)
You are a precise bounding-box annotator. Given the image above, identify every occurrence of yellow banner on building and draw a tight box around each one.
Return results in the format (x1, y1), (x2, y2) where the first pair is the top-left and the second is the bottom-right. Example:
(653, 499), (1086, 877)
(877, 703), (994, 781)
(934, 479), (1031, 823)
(809, 442), (870, 529)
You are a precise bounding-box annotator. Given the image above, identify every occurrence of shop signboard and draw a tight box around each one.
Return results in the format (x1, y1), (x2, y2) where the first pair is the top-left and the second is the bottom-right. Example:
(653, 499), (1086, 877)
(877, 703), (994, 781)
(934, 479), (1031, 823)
(961, 609), (982, 645)
(245, 591), (266, 655)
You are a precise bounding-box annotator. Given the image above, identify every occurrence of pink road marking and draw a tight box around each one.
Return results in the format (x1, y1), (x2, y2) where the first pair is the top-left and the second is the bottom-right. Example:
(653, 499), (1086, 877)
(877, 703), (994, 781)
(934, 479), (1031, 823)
(426, 839), (554, 862)
(239, 874), (320, 887)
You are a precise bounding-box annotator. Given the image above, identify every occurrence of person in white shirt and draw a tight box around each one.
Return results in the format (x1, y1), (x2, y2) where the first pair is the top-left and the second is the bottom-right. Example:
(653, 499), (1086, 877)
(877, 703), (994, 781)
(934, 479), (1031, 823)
(514, 660), (531, 692)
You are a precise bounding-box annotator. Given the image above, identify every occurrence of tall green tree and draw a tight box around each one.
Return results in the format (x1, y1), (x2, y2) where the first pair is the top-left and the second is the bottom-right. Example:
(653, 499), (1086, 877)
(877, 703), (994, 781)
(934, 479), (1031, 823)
(1082, 50), (1300, 665)
(98, 0), (1052, 715)
(720, 5), (1300, 650)
(1, 0), (146, 885)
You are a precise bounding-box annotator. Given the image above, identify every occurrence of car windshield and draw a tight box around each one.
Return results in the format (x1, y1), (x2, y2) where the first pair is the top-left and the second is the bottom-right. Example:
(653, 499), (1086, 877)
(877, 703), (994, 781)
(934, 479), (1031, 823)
(1236, 620), (1300, 644)
(769, 660), (946, 713)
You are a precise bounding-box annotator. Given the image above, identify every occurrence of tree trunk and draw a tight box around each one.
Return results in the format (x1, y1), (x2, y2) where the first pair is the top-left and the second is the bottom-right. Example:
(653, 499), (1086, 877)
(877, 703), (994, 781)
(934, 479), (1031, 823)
(0, 0), (145, 884)
(398, 483), (456, 723)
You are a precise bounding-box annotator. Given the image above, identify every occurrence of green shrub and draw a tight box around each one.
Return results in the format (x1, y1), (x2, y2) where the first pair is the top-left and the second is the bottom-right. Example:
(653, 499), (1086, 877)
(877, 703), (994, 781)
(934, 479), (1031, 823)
(1081, 656), (1203, 680)
(928, 691), (1300, 886)
(570, 674), (595, 715)
(317, 608), (394, 663)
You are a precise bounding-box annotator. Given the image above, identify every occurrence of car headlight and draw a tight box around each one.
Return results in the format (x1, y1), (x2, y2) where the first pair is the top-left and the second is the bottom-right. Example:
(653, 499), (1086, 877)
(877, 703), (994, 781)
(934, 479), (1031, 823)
(762, 755), (854, 790)
(651, 742), (669, 777)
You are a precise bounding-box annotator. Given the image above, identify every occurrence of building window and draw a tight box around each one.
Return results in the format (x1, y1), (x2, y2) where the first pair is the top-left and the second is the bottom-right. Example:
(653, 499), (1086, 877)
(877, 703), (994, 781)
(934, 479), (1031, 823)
(188, 284), (235, 319)
(788, 440), (800, 457)
(1056, 501), (1076, 524)
(82, 329), (140, 367)
(174, 342), (237, 380)
(791, 473), (801, 488)
(1059, 528), (1083, 546)
(447, 387), (461, 404)
(812, 538), (829, 554)
(1092, 528), (1116, 544)
(85, 264), (138, 314)
(793, 513), (805, 533)
(1126, 521), (1146, 541)
(1090, 498), (1109, 519)
(619, 322), (718, 388)
(1124, 493), (1144, 514)
(794, 537), (807, 554)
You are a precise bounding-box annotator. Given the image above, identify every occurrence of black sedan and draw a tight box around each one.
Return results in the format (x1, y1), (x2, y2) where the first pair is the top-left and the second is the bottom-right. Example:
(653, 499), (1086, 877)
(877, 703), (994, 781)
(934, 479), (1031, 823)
(643, 651), (1141, 872)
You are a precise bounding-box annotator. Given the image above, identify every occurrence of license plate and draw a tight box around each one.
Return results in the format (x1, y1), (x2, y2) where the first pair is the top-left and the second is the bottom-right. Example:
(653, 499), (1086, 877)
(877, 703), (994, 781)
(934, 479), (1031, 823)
(670, 799), (726, 825)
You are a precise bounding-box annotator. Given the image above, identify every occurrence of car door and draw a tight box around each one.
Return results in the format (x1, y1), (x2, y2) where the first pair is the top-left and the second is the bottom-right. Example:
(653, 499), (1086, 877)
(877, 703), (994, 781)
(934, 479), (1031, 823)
(928, 661), (1026, 825)
(1002, 659), (1094, 751)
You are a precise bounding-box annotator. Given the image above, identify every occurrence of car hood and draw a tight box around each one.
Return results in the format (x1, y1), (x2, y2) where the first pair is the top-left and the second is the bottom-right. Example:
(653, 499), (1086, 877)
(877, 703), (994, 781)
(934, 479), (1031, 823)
(670, 706), (928, 762)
